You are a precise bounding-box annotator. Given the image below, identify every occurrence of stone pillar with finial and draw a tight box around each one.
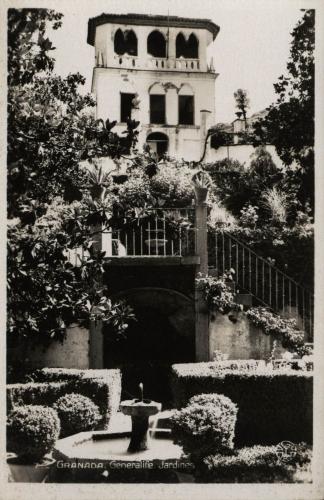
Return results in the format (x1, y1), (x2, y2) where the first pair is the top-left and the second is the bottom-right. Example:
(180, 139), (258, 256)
(193, 172), (210, 361)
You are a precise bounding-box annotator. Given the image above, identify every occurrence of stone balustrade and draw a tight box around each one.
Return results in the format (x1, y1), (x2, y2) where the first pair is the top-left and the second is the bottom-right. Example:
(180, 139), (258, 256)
(97, 55), (204, 72)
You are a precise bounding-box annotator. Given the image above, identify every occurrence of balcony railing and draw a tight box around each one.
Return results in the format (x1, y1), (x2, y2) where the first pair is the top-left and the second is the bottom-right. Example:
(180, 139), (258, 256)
(97, 54), (201, 71)
(147, 57), (200, 71)
(113, 54), (138, 68)
(103, 208), (196, 256)
(67, 208), (196, 262)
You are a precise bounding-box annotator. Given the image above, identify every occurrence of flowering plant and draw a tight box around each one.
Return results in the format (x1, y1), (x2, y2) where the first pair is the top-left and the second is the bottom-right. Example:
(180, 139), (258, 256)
(196, 270), (242, 314)
(246, 306), (307, 355)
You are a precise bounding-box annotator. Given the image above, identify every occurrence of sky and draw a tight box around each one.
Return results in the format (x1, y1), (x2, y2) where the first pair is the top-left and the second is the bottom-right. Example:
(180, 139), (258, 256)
(48, 0), (304, 123)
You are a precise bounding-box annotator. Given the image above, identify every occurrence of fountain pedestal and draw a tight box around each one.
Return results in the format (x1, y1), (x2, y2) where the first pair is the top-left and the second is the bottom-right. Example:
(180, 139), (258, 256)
(120, 400), (162, 452)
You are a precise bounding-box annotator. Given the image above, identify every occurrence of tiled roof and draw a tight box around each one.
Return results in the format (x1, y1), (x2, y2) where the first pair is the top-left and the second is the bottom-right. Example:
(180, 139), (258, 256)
(87, 13), (220, 45)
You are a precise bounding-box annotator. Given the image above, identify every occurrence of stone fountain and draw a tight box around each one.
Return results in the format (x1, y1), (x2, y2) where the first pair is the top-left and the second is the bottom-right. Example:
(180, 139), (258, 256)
(53, 384), (193, 482)
(119, 383), (162, 452)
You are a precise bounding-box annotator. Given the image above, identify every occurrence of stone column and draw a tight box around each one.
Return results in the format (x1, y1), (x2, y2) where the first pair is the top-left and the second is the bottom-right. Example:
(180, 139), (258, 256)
(166, 87), (178, 125)
(200, 109), (211, 160)
(198, 30), (207, 71)
(194, 194), (209, 361)
(167, 28), (176, 68)
(137, 27), (147, 68)
(106, 25), (114, 67)
(89, 320), (104, 368)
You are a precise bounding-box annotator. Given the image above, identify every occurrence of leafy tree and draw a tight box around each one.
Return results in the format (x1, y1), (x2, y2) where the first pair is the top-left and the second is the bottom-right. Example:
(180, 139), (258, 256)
(252, 9), (314, 209)
(203, 147), (283, 217)
(234, 89), (249, 123)
(7, 9), (137, 347)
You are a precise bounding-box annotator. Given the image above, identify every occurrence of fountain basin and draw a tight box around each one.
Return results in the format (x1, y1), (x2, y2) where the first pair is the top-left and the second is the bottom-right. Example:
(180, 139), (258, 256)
(119, 399), (162, 417)
(53, 430), (194, 482)
(119, 399), (162, 452)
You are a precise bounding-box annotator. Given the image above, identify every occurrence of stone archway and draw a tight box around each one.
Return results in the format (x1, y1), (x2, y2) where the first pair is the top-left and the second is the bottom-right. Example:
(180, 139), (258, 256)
(103, 287), (195, 405)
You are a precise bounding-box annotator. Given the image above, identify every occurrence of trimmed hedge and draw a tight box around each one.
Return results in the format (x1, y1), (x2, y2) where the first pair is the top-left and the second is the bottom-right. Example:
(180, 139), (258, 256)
(171, 362), (313, 446)
(7, 382), (69, 411)
(7, 368), (122, 430)
(171, 394), (238, 461)
(7, 405), (61, 462)
(198, 443), (312, 483)
(53, 393), (101, 437)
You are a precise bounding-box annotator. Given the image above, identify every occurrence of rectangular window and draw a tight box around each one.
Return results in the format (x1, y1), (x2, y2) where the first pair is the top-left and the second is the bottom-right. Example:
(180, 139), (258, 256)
(150, 94), (166, 124)
(179, 95), (194, 125)
(120, 93), (135, 122)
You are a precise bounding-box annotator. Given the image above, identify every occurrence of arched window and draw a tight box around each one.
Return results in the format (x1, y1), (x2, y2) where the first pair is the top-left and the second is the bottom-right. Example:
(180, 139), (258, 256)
(176, 33), (186, 58)
(176, 32), (199, 59)
(114, 29), (125, 55)
(146, 132), (169, 159)
(147, 30), (166, 58)
(187, 34), (198, 58)
(125, 30), (138, 56)
(114, 29), (138, 56)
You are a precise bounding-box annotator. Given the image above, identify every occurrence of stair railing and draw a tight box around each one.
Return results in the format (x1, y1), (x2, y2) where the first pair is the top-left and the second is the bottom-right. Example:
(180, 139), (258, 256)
(208, 229), (314, 340)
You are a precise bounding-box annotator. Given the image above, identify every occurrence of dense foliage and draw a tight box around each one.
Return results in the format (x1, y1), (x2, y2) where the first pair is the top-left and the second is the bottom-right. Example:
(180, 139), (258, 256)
(53, 393), (101, 437)
(252, 9), (314, 210)
(171, 393), (238, 463)
(7, 9), (137, 347)
(246, 307), (308, 356)
(200, 443), (312, 483)
(7, 404), (60, 462)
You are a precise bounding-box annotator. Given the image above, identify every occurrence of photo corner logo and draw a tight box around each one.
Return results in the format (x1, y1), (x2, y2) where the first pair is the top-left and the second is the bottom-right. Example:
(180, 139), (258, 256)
(275, 441), (298, 463)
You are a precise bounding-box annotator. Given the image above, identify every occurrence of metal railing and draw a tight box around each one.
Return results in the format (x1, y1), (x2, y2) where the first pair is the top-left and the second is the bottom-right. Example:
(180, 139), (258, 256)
(67, 208), (196, 261)
(208, 229), (314, 340)
(103, 208), (196, 257)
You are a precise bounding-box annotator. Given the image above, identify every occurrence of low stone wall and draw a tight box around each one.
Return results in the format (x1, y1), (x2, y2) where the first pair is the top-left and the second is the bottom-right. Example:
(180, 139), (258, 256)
(209, 311), (286, 361)
(18, 325), (90, 370)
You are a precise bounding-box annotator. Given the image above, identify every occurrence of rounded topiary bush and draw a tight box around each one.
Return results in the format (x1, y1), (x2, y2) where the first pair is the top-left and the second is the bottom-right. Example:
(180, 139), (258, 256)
(53, 393), (101, 437)
(7, 405), (60, 463)
(170, 393), (238, 462)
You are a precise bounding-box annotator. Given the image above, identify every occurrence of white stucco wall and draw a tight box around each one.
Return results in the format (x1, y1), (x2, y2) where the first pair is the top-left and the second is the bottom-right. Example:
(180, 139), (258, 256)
(93, 67), (216, 160)
(205, 144), (285, 169)
(90, 19), (217, 162)
(26, 325), (90, 369)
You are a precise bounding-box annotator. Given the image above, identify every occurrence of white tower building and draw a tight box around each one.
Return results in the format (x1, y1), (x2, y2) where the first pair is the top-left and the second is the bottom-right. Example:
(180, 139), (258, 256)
(87, 13), (219, 160)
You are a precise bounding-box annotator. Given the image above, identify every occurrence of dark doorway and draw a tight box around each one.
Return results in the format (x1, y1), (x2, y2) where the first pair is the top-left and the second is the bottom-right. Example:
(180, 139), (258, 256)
(104, 305), (195, 406)
(146, 132), (168, 160)
(120, 93), (135, 122)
